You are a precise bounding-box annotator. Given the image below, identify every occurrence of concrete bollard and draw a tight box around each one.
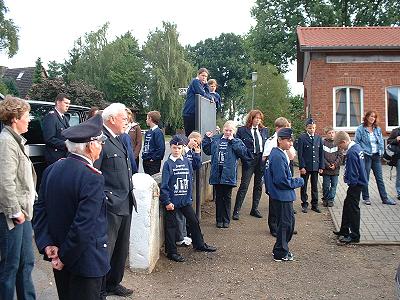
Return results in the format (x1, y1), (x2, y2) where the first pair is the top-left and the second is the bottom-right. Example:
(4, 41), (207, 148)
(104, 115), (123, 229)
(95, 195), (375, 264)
(129, 173), (160, 274)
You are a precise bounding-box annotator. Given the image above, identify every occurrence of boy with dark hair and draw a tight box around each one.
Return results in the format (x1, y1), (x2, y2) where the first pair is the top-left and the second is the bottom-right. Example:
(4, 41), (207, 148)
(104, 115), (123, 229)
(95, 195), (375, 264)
(265, 128), (304, 262)
(160, 135), (216, 262)
(333, 131), (368, 244)
(321, 126), (343, 207)
(142, 111), (165, 175)
(296, 118), (324, 213)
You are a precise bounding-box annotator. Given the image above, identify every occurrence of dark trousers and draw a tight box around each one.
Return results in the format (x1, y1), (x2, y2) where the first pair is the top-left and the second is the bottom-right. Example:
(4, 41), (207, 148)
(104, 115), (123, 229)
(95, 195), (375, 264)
(215, 184), (233, 224)
(135, 157), (140, 171)
(300, 171), (319, 208)
(183, 115), (195, 137)
(268, 197), (278, 234)
(53, 269), (105, 300)
(234, 153), (264, 213)
(339, 185), (362, 241)
(165, 205), (205, 254)
(0, 215), (35, 300)
(272, 200), (295, 259)
(143, 159), (161, 176)
(105, 211), (132, 291)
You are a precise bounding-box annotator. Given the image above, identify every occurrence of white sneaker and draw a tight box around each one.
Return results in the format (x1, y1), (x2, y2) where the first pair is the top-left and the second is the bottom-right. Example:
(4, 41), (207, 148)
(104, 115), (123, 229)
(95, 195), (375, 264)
(183, 236), (192, 245)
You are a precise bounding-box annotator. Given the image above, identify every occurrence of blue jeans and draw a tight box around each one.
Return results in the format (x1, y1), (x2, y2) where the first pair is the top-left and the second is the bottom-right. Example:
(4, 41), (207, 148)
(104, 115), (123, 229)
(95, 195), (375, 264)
(362, 153), (388, 201)
(396, 160), (400, 197)
(0, 214), (36, 300)
(322, 175), (339, 202)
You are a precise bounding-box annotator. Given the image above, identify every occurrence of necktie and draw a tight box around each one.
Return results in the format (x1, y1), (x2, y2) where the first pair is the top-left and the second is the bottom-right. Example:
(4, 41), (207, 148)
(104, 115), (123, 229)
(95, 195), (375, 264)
(62, 115), (70, 128)
(253, 128), (260, 153)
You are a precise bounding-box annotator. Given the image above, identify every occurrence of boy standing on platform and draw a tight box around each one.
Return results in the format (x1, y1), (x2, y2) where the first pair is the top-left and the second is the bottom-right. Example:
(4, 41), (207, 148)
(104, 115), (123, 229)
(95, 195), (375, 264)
(160, 135), (216, 262)
(142, 111), (165, 175)
(333, 131), (368, 244)
(265, 128), (304, 262)
(297, 118), (324, 213)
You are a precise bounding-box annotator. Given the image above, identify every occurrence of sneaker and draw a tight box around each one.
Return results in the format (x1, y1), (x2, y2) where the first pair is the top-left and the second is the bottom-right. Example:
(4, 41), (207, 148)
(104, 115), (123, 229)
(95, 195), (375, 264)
(397, 195), (400, 201)
(287, 251), (294, 260)
(363, 199), (371, 205)
(328, 202), (334, 207)
(382, 198), (397, 205)
(322, 201), (328, 207)
(183, 236), (192, 244)
(273, 254), (293, 262)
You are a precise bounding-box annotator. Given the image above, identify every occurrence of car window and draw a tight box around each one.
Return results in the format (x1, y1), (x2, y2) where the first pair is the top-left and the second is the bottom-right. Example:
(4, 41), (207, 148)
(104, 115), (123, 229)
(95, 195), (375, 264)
(23, 103), (53, 144)
(66, 111), (80, 127)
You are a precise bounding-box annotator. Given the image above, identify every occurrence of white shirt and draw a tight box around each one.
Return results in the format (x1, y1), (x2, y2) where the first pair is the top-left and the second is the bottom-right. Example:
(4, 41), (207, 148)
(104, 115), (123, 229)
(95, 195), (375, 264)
(169, 154), (184, 162)
(251, 126), (263, 153)
(262, 131), (296, 159)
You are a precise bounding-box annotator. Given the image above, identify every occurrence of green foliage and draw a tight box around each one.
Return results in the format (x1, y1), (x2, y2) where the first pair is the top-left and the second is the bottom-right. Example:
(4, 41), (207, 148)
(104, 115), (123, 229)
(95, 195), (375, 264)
(0, 79), (8, 95)
(2, 77), (19, 96)
(28, 78), (107, 108)
(288, 94), (305, 137)
(33, 57), (43, 84)
(0, 0), (19, 57)
(242, 63), (290, 130)
(47, 60), (63, 79)
(142, 21), (194, 132)
(249, 0), (400, 72)
(187, 33), (251, 119)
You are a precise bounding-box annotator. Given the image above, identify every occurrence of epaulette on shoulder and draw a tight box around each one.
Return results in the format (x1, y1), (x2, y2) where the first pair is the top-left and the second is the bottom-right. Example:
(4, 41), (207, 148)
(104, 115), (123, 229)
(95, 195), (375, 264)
(86, 164), (102, 175)
(49, 110), (55, 114)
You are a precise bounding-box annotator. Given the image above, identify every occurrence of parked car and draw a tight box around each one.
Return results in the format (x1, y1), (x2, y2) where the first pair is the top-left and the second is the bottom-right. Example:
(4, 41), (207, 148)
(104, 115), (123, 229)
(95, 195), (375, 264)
(0, 95), (90, 188)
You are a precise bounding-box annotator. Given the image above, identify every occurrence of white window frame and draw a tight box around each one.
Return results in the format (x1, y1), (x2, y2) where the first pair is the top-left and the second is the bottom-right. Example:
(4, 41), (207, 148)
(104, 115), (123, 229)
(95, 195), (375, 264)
(333, 86), (363, 131)
(385, 86), (400, 132)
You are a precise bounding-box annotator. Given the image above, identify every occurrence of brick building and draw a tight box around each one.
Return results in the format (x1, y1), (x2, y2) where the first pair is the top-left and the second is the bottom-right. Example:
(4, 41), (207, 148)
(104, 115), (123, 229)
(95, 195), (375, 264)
(296, 26), (400, 136)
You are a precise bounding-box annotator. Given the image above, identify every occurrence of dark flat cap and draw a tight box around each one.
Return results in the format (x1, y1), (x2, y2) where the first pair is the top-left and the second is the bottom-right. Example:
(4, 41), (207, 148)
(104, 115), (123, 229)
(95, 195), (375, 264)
(277, 127), (293, 139)
(170, 134), (188, 146)
(305, 118), (315, 126)
(62, 114), (107, 143)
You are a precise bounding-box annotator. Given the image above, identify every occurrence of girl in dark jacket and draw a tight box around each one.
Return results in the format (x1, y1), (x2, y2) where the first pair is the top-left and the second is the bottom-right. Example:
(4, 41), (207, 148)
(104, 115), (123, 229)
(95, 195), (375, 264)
(202, 121), (252, 228)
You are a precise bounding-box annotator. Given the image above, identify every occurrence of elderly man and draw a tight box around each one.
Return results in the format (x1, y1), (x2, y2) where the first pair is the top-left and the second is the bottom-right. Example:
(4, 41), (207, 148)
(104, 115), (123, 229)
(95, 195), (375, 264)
(94, 103), (136, 297)
(42, 93), (71, 165)
(33, 114), (109, 300)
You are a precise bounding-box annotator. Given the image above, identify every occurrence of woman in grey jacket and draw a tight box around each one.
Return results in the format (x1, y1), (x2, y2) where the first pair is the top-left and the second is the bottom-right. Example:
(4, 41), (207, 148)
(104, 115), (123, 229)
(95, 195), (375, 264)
(0, 96), (37, 299)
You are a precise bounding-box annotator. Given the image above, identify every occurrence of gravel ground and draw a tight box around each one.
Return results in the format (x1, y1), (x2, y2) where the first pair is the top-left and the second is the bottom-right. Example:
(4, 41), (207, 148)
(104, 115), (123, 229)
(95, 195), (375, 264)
(34, 188), (399, 300)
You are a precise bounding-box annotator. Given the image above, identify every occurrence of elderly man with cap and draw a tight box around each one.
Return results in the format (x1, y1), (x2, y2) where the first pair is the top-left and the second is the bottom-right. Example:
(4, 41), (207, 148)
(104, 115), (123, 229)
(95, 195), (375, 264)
(265, 128), (304, 262)
(93, 103), (136, 297)
(160, 134), (216, 262)
(33, 114), (109, 300)
(296, 118), (324, 213)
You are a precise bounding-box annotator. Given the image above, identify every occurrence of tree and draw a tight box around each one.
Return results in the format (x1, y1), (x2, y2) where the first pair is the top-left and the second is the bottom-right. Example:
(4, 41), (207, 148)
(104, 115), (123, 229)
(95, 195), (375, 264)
(0, 1), (18, 57)
(47, 60), (63, 79)
(28, 78), (107, 108)
(288, 94), (305, 137)
(249, 0), (400, 72)
(1, 77), (19, 96)
(142, 21), (194, 131)
(33, 57), (43, 84)
(187, 33), (251, 119)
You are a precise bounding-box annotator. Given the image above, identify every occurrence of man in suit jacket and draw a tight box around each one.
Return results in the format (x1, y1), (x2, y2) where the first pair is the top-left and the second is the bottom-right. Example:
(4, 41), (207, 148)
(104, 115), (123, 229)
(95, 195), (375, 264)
(33, 114), (109, 300)
(42, 93), (71, 165)
(94, 103), (136, 298)
(233, 110), (269, 220)
(296, 118), (324, 213)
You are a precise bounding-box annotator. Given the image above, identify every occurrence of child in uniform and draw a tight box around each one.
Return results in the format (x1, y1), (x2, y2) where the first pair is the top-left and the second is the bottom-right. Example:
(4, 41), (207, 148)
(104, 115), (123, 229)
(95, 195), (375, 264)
(142, 111), (165, 175)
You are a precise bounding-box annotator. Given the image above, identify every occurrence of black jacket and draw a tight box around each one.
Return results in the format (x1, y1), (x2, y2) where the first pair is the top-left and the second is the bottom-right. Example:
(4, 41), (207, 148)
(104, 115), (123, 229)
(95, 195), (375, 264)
(297, 132), (324, 171)
(236, 126), (269, 165)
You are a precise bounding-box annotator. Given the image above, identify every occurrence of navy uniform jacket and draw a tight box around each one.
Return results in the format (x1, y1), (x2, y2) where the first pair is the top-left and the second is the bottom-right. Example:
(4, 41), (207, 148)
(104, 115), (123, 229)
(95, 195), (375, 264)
(296, 132), (324, 171)
(344, 142), (368, 186)
(42, 110), (70, 164)
(236, 126), (269, 164)
(266, 147), (304, 201)
(94, 127), (135, 215)
(141, 127), (165, 161)
(32, 154), (110, 278)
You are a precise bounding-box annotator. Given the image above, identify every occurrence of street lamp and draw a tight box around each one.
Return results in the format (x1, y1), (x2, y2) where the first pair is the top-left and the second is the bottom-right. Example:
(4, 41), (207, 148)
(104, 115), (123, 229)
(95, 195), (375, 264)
(251, 72), (258, 110)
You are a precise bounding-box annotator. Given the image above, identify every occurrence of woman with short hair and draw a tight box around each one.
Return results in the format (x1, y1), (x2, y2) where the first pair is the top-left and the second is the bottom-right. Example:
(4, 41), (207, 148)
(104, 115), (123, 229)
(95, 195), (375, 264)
(0, 95), (37, 299)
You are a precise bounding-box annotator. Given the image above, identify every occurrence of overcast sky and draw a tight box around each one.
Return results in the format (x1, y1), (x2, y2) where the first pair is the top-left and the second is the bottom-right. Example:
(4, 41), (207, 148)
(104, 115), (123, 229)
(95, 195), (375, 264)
(0, 0), (302, 95)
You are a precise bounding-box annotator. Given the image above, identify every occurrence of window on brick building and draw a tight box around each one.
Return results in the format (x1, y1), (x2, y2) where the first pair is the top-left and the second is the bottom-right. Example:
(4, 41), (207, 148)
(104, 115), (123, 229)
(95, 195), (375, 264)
(387, 87), (400, 130)
(333, 87), (363, 129)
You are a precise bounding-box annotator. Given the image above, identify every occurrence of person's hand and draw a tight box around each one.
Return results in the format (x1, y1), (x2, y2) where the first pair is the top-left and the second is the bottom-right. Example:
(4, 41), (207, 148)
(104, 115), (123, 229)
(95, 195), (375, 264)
(45, 246), (59, 259)
(205, 131), (213, 138)
(330, 164), (336, 170)
(166, 203), (174, 211)
(397, 136), (400, 142)
(51, 257), (64, 270)
(188, 139), (198, 149)
(14, 214), (25, 224)
(318, 168), (324, 174)
(299, 168), (306, 175)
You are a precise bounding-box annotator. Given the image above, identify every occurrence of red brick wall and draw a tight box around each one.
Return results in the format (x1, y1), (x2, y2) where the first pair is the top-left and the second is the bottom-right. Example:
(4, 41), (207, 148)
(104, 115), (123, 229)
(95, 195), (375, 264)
(303, 54), (400, 136)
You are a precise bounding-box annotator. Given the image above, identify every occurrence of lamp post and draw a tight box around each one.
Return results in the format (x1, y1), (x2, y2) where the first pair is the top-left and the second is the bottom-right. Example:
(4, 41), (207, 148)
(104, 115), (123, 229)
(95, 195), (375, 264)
(251, 71), (258, 110)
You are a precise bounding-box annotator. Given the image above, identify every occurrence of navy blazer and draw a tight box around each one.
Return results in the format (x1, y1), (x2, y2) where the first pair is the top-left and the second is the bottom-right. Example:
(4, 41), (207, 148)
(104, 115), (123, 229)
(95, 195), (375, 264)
(236, 126), (269, 163)
(296, 132), (324, 171)
(33, 154), (110, 278)
(94, 127), (136, 215)
(42, 110), (70, 164)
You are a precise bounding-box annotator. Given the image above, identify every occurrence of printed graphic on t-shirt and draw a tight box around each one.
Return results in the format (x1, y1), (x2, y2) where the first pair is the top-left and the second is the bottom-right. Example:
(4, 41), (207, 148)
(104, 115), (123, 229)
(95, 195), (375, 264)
(172, 163), (190, 196)
(143, 132), (151, 153)
(218, 139), (228, 165)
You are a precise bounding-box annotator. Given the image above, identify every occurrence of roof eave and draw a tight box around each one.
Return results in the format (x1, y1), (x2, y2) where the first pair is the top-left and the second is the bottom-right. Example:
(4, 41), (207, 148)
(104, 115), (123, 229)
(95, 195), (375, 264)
(299, 45), (400, 52)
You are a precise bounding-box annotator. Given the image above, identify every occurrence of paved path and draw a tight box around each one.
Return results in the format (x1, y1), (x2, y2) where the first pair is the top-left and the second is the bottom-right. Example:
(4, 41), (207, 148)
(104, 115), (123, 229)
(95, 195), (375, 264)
(327, 164), (400, 244)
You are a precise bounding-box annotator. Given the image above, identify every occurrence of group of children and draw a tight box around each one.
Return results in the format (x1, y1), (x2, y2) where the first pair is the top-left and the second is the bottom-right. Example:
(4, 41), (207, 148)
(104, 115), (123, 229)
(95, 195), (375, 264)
(142, 108), (367, 262)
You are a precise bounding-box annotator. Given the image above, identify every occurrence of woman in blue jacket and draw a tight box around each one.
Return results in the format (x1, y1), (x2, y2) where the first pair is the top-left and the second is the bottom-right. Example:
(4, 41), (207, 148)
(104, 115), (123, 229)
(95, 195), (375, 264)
(355, 111), (396, 205)
(202, 121), (252, 228)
